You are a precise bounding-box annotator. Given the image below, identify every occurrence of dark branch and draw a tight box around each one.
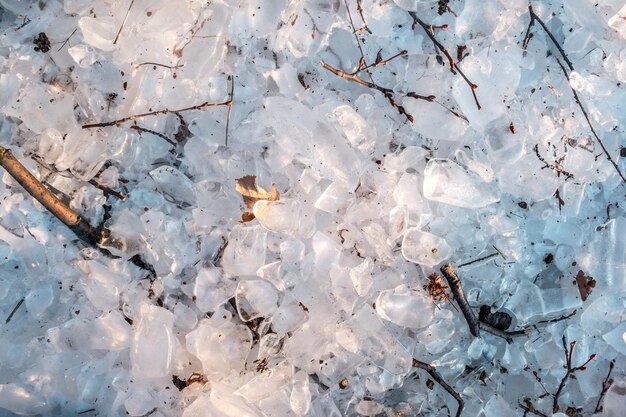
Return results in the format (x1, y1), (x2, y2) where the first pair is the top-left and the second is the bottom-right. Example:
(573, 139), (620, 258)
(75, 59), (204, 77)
(408, 12), (481, 110)
(440, 264), (481, 337)
(594, 360), (615, 413)
(413, 358), (464, 417)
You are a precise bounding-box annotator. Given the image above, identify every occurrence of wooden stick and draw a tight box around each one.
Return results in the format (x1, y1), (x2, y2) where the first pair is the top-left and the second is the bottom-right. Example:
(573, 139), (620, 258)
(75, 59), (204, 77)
(440, 264), (481, 337)
(413, 358), (464, 417)
(0, 146), (100, 244)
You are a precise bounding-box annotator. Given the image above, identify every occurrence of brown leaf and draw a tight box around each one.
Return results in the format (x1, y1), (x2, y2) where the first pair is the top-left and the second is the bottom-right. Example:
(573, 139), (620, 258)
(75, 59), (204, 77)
(575, 270), (596, 301)
(235, 175), (280, 223)
(235, 175), (280, 209)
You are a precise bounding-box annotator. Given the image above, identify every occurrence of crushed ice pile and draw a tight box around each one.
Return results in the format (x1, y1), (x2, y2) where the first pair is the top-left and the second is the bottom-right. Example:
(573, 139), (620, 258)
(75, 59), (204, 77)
(1, 0), (625, 416)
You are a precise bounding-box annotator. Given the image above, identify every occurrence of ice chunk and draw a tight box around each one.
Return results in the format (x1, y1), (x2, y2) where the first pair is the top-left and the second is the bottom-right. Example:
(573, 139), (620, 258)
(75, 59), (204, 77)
(504, 280), (582, 324)
(270, 63), (304, 98)
(193, 265), (235, 313)
(332, 105), (374, 150)
(601, 381), (626, 417)
(336, 306), (412, 376)
(543, 218), (584, 247)
(253, 200), (302, 235)
(222, 224), (267, 276)
(483, 394), (515, 417)
(186, 319), (252, 374)
(393, 173), (428, 212)
(24, 282), (54, 319)
(401, 228), (452, 267)
(130, 304), (176, 379)
(183, 388), (264, 417)
(290, 370), (311, 415)
(423, 159), (499, 209)
(78, 17), (117, 51)
(235, 279), (280, 321)
(602, 322), (626, 356)
(405, 98), (468, 142)
(609, 5), (626, 39)
(149, 166), (196, 206)
(0, 383), (49, 415)
(376, 285), (433, 329)
(236, 360), (294, 403)
(350, 258), (374, 296)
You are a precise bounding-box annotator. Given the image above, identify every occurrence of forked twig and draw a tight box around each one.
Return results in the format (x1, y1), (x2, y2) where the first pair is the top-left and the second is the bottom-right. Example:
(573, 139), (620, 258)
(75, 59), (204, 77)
(413, 358), (464, 417)
(594, 360), (615, 413)
(523, 4), (625, 183)
(552, 335), (596, 413)
(408, 12), (481, 110)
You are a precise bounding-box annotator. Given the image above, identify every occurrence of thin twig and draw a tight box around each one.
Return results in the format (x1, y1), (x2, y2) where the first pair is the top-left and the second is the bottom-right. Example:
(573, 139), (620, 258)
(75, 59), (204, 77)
(0, 147), (100, 244)
(356, 49), (408, 73)
(440, 264), (481, 337)
(133, 62), (184, 70)
(88, 179), (126, 201)
(594, 360), (615, 413)
(479, 322), (529, 344)
(57, 28), (77, 52)
(523, 4), (625, 182)
(553, 335), (596, 413)
(321, 60), (434, 122)
(355, 0), (371, 33)
(129, 125), (176, 146)
(408, 12), (481, 110)
(553, 58), (626, 182)
(113, 0), (135, 45)
(536, 309), (577, 325)
(5, 298), (24, 324)
(457, 252), (499, 268)
(225, 75), (234, 147)
(413, 359), (464, 417)
(519, 404), (549, 417)
(82, 99), (231, 129)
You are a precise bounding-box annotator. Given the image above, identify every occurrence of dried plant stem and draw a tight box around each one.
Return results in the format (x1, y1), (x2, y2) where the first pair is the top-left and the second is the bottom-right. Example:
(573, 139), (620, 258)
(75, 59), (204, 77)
(113, 0), (135, 45)
(82, 99), (231, 129)
(519, 404), (549, 417)
(0, 146), (100, 244)
(553, 335), (596, 413)
(413, 359), (464, 417)
(408, 12), (481, 110)
(523, 4), (625, 183)
(5, 298), (24, 324)
(225, 75), (234, 147)
(594, 360), (615, 413)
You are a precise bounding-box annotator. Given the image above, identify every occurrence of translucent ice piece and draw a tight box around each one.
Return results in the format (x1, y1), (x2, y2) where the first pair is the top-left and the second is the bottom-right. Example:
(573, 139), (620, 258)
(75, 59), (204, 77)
(183, 389), (264, 417)
(504, 280), (582, 324)
(194, 264), (235, 313)
(78, 17), (117, 52)
(235, 279), (280, 321)
(401, 228), (452, 267)
(0, 383), (48, 415)
(393, 172), (428, 212)
(543, 218), (584, 247)
(186, 319), (252, 374)
(350, 258), (374, 296)
(423, 159), (499, 209)
(24, 282), (54, 319)
(149, 166), (196, 206)
(332, 105), (374, 150)
(253, 200), (301, 235)
(336, 306), (412, 376)
(222, 224), (267, 276)
(376, 285), (433, 329)
(290, 370), (311, 415)
(236, 360), (294, 403)
(130, 304), (176, 379)
(483, 394), (515, 417)
(602, 322), (626, 356)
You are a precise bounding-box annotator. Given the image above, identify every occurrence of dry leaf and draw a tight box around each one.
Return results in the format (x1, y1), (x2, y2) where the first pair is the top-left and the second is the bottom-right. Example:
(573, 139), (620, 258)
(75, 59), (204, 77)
(235, 175), (280, 223)
(575, 270), (596, 301)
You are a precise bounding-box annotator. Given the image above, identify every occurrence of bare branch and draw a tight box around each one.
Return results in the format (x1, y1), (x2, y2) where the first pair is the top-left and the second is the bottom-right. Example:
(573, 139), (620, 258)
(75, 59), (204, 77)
(413, 358), (464, 417)
(409, 12), (481, 110)
(113, 0), (135, 45)
(82, 99), (231, 129)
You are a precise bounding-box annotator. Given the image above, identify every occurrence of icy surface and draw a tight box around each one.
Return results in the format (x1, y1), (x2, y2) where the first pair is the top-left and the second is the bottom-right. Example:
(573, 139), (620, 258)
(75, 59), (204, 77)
(0, 1), (625, 417)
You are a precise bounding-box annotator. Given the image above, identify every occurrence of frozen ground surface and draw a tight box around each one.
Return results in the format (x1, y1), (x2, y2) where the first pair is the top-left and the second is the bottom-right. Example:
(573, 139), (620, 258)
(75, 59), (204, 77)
(1, 0), (626, 416)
